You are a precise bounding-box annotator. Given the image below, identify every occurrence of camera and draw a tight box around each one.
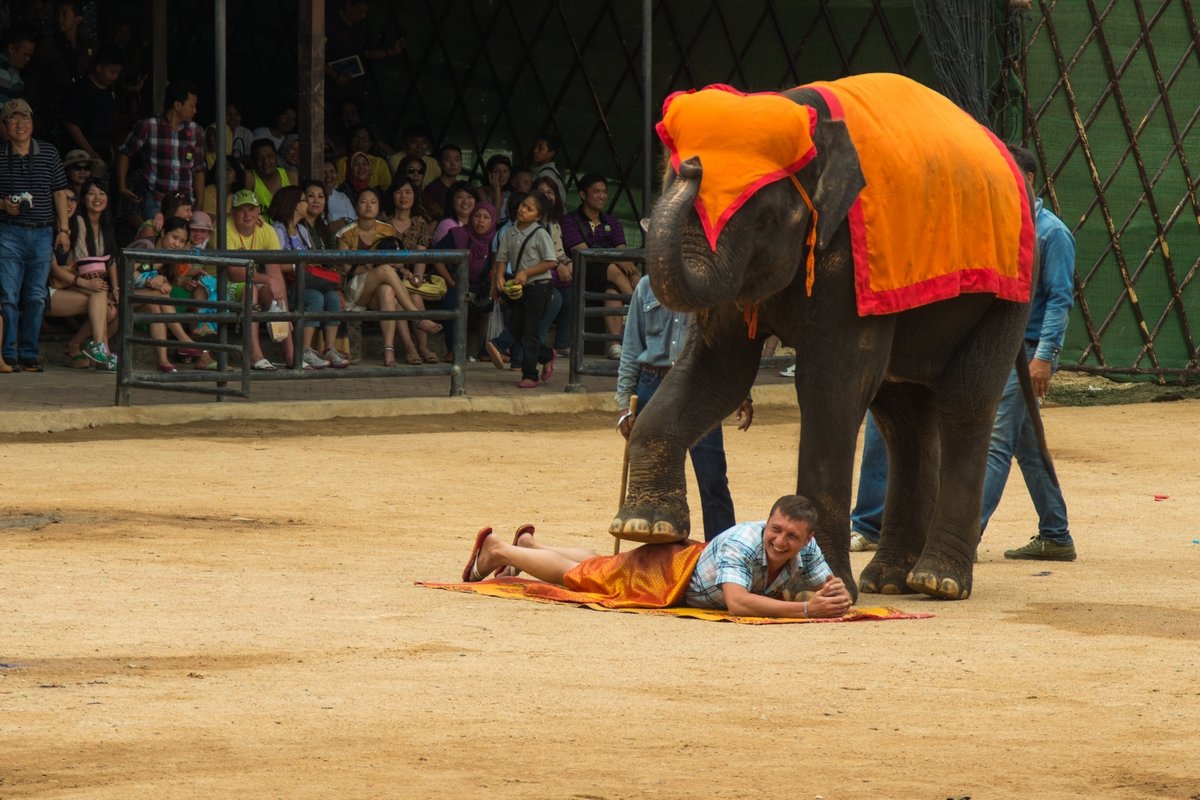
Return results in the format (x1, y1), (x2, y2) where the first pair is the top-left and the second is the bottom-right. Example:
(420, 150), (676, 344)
(8, 192), (33, 210)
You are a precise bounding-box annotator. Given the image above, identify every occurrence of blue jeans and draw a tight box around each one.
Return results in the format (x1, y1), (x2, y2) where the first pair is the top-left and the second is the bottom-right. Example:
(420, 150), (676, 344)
(850, 411), (886, 542)
(0, 224), (52, 361)
(637, 369), (734, 541)
(550, 284), (572, 350)
(980, 345), (1071, 543)
(292, 286), (341, 328)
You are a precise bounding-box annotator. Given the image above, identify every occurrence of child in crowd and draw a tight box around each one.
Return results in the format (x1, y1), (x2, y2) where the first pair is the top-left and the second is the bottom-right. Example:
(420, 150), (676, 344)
(491, 192), (557, 388)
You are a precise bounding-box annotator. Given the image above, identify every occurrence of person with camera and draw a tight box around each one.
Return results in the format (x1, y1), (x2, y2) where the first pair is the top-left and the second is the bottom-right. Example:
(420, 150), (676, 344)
(0, 98), (73, 372)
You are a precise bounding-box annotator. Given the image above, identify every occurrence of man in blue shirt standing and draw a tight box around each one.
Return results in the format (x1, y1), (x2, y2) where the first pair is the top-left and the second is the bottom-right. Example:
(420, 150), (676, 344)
(846, 144), (1076, 562)
(615, 274), (752, 540)
(988, 145), (1077, 561)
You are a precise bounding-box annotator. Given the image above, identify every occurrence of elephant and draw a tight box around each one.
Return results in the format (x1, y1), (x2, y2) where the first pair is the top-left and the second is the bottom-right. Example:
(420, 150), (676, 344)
(609, 75), (1046, 601)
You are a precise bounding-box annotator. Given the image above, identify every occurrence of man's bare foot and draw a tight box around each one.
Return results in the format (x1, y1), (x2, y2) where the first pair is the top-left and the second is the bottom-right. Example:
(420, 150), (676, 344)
(473, 533), (506, 579)
(495, 526), (535, 578)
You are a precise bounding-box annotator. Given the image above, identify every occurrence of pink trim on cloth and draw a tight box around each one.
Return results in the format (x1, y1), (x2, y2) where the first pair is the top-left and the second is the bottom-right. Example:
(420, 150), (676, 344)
(656, 84), (818, 251)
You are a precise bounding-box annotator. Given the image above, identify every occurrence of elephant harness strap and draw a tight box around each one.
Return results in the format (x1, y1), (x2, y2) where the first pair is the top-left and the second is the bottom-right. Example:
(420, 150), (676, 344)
(740, 175), (817, 341)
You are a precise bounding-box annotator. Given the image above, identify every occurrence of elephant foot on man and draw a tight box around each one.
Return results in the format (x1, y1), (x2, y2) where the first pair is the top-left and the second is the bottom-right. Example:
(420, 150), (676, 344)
(610, 489), (691, 544)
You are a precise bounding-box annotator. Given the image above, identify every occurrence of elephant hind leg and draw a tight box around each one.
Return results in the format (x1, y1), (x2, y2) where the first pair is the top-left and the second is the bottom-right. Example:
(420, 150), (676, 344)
(858, 383), (938, 595)
(906, 301), (1026, 599)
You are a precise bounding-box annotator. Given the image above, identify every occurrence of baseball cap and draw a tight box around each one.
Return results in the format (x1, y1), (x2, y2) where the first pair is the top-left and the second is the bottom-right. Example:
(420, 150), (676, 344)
(1, 98), (33, 122)
(231, 189), (259, 208)
(189, 210), (214, 230)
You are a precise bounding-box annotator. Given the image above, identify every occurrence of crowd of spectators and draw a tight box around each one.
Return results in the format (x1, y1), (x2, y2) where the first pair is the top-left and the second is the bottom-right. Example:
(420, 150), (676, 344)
(0, 0), (636, 381)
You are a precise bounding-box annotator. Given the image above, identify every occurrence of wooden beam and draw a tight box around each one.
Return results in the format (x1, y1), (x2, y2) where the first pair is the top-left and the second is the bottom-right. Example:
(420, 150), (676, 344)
(151, 0), (167, 111)
(298, 1), (326, 181)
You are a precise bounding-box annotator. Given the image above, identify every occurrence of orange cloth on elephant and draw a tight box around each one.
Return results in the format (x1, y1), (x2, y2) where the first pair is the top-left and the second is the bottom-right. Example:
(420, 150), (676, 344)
(801, 73), (1034, 315)
(656, 85), (817, 251)
(525, 541), (706, 609)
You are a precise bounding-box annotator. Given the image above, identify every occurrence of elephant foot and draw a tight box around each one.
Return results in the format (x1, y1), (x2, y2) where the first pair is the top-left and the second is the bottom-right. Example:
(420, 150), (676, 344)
(608, 518), (689, 544)
(858, 553), (920, 595)
(609, 494), (691, 544)
(906, 555), (972, 600)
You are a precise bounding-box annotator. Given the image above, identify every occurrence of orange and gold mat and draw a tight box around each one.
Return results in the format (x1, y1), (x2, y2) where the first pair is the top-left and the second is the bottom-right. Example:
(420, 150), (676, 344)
(416, 577), (933, 625)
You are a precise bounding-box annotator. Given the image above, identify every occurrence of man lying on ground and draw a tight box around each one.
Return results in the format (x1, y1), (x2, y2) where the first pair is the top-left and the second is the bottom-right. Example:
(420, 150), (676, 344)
(462, 494), (853, 619)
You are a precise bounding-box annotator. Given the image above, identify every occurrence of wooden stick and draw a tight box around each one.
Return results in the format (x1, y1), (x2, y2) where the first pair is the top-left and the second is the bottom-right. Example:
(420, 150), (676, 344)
(614, 395), (638, 555)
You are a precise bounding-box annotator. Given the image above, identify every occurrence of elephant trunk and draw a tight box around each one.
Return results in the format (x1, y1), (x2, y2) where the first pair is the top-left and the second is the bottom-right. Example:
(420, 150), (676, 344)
(646, 157), (740, 311)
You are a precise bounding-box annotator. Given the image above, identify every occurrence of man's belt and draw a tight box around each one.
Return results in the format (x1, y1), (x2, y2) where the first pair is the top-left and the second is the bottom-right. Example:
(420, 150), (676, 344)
(0, 218), (52, 229)
(641, 363), (671, 378)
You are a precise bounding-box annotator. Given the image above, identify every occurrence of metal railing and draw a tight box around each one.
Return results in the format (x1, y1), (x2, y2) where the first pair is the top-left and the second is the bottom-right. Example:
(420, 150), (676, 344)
(116, 248), (469, 406)
(565, 248), (642, 392)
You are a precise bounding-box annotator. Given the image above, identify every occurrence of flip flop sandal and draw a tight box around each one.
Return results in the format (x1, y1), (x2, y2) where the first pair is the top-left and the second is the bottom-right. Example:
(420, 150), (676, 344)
(421, 352), (440, 364)
(461, 527), (495, 582)
(494, 523), (535, 579)
(251, 358), (277, 371)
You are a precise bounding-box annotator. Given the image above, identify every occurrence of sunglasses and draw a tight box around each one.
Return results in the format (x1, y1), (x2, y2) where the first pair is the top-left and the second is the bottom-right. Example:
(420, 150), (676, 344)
(65, 195), (78, 202)
(68, 164), (91, 171)
(406, 168), (424, 175)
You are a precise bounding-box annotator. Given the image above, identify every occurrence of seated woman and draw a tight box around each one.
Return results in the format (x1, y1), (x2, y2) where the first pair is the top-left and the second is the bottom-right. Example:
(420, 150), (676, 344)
(337, 190), (441, 366)
(134, 190), (193, 241)
(394, 155), (428, 202)
(336, 151), (382, 211)
(322, 159), (357, 228)
(444, 201), (496, 363)
(334, 124), (393, 187)
(268, 186), (347, 370)
(430, 182), (476, 246)
(201, 161), (239, 218)
(131, 217), (216, 372)
(46, 187), (116, 369)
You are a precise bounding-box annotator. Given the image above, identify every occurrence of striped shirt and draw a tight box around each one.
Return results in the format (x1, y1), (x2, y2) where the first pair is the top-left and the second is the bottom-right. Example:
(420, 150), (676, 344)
(0, 139), (68, 226)
(685, 520), (833, 609)
(118, 115), (205, 202)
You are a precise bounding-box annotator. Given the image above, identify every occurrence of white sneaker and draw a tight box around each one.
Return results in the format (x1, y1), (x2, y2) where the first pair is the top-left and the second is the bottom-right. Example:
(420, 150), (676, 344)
(607, 343), (622, 360)
(322, 347), (348, 369)
(779, 363), (795, 378)
(850, 531), (878, 551)
(302, 347), (329, 370)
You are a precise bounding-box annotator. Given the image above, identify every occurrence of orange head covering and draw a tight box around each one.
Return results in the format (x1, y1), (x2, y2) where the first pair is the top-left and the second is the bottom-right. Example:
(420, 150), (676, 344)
(656, 84), (818, 251)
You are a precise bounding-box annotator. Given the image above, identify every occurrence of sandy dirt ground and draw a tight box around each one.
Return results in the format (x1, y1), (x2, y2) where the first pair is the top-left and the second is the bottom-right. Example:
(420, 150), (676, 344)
(2, 400), (1198, 800)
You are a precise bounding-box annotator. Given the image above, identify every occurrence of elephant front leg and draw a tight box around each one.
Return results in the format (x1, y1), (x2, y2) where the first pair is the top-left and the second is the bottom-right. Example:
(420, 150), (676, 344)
(611, 327), (760, 544)
(611, 418), (693, 543)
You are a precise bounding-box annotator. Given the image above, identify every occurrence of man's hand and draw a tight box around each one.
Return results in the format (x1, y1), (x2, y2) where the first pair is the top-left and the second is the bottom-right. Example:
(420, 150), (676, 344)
(119, 185), (141, 204)
(807, 575), (853, 618)
(54, 230), (71, 252)
(2, 198), (19, 216)
(617, 408), (634, 439)
(1029, 357), (1053, 399)
(735, 398), (754, 431)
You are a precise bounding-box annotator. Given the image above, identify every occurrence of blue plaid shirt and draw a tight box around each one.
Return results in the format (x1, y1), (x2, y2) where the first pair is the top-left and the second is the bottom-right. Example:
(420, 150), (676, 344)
(685, 521), (833, 609)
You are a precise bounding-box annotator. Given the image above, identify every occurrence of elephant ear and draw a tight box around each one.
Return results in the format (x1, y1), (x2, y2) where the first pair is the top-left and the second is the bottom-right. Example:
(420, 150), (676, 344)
(810, 119), (866, 250)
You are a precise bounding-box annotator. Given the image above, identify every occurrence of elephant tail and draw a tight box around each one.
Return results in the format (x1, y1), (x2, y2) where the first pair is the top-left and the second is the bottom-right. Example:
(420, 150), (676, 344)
(1015, 349), (1060, 487)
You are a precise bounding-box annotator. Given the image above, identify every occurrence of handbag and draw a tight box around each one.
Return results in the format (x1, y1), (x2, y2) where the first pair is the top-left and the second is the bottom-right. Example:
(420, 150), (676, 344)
(403, 273), (447, 301)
